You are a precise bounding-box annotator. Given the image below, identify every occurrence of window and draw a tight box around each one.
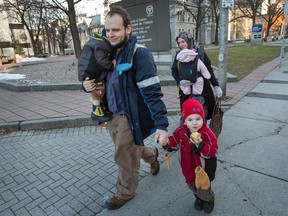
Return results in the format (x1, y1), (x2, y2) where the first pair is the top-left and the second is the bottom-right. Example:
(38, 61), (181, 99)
(177, 11), (185, 22)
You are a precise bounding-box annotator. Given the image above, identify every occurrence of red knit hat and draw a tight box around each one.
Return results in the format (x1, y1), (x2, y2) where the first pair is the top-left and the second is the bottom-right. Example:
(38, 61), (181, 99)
(182, 98), (205, 122)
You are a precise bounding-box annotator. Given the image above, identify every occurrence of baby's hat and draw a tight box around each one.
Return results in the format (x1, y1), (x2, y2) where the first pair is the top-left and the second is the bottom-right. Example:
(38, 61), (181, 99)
(182, 98), (205, 122)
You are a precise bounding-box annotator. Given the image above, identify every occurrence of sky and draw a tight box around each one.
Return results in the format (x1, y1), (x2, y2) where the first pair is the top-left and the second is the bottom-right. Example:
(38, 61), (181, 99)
(75, 0), (105, 16)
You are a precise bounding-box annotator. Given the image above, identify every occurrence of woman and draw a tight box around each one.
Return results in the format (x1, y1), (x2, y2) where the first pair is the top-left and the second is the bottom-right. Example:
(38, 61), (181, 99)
(171, 31), (222, 120)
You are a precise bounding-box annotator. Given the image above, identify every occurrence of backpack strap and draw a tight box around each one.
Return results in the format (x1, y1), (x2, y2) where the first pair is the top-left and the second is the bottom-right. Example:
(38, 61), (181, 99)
(198, 46), (205, 62)
(131, 43), (144, 65)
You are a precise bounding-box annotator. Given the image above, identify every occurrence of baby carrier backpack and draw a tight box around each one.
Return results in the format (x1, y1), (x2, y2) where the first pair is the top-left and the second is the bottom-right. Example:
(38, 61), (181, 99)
(178, 54), (199, 83)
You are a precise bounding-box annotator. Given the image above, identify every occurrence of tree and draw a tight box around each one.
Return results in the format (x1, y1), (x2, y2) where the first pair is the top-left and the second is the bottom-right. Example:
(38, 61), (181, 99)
(234, 0), (265, 24)
(209, 0), (220, 45)
(273, 11), (284, 36)
(42, 8), (70, 55)
(55, 19), (70, 55)
(170, 0), (213, 44)
(261, 0), (284, 38)
(49, 0), (82, 59)
(1, 0), (45, 56)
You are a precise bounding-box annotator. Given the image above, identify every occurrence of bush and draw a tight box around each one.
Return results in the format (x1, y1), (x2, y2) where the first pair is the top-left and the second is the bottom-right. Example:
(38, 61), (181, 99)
(14, 41), (25, 55)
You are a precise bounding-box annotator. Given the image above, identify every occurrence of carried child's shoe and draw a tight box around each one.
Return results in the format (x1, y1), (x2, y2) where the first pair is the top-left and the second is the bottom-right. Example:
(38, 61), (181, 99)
(91, 105), (111, 123)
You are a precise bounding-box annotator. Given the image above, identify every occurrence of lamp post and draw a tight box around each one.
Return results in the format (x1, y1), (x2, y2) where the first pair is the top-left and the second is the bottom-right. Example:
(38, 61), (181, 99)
(218, 0), (234, 98)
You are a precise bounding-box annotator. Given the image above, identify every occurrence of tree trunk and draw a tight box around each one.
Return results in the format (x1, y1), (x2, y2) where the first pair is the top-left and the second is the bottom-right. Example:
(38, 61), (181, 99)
(214, 21), (219, 46)
(67, 0), (81, 59)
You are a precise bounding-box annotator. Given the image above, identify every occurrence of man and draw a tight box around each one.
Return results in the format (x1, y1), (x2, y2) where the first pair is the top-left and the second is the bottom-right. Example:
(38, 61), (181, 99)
(82, 6), (169, 210)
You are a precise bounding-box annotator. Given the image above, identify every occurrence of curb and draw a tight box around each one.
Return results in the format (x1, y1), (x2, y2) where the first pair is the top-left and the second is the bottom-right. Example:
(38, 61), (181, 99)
(0, 80), (177, 92)
(0, 81), (82, 92)
(0, 74), (237, 92)
(0, 109), (181, 133)
(0, 107), (231, 133)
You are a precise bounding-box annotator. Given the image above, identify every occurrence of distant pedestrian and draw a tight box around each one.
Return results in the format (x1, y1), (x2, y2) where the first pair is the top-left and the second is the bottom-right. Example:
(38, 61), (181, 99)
(159, 98), (218, 214)
(82, 6), (169, 210)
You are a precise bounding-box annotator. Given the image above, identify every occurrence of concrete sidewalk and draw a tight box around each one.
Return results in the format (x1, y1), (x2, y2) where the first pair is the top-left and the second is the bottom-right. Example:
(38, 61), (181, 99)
(96, 58), (288, 215)
(0, 57), (287, 216)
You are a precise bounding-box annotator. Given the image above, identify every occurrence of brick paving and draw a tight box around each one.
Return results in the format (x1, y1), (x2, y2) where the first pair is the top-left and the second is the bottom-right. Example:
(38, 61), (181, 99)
(0, 117), (180, 216)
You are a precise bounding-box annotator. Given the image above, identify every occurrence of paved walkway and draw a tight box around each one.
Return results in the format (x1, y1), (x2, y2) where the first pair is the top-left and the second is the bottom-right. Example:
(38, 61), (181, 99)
(0, 56), (283, 132)
(0, 56), (287, 216)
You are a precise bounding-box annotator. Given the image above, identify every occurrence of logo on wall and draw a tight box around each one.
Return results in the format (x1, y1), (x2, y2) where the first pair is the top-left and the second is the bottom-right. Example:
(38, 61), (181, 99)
(146, 5), (154, 16)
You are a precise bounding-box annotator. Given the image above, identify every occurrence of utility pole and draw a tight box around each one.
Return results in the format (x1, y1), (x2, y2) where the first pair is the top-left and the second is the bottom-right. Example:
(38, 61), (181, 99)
(280, 0), (288, 68)
(218, 0), (233, 97)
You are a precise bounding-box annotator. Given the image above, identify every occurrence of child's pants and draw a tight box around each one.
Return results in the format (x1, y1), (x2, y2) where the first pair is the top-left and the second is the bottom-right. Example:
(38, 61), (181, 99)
(188, 183), (214, 202)
(91, 81), (105, 101)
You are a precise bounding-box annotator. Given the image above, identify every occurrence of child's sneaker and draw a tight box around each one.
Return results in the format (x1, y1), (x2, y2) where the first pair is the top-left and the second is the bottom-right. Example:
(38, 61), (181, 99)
(203, 199), (214, 213)
(91, 105), (111, 122)
(194, 197), (204, 210)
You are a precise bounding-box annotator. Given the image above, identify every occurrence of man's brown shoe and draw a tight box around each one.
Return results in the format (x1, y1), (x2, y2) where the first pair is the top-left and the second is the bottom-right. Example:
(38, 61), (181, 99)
(105, 195), (133, 210)
(150, 147), (160, 175)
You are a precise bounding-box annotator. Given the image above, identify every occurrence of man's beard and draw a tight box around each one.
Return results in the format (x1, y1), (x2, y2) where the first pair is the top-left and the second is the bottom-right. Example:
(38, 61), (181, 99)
(111, 34), (128, 49)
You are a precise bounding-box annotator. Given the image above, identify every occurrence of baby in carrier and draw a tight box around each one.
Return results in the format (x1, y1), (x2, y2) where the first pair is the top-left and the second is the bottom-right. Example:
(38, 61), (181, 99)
(177, 49), (211, 96)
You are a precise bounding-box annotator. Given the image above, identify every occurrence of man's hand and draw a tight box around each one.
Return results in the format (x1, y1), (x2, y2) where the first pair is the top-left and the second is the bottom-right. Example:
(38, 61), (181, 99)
(83, 77), (96, 92)
(214, 86), (223, 98)
(155, 129), (168, 146)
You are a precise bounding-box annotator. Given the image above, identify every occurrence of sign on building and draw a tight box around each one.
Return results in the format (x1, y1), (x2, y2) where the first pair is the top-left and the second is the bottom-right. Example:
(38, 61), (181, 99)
(115, 0), (171, 51)
(222, 0), (234, 8)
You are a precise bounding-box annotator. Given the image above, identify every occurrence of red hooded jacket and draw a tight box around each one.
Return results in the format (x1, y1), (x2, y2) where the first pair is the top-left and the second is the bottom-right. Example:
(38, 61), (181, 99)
(167, 123), (218, 184)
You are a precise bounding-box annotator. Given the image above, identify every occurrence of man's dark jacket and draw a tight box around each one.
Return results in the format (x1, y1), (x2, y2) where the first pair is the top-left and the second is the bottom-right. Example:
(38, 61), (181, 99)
(108, 35), (169, 145)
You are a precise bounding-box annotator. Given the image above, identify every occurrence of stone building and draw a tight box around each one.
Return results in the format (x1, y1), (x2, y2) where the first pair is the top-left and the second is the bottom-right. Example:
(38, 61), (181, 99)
(0, 0), (33, 60)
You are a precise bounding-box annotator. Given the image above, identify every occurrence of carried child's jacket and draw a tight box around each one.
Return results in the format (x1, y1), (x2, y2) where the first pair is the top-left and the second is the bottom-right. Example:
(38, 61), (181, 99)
(78, 34), (114, 82)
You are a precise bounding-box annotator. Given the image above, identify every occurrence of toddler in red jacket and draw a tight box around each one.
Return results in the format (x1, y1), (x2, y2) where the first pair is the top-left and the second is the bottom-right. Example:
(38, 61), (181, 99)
(160, 98), (218, 214)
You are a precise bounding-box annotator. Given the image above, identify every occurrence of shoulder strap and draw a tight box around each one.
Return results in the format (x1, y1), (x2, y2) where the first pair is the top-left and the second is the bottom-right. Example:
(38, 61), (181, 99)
(131, 43), (145, 65)
(198, 46), (205, 62)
